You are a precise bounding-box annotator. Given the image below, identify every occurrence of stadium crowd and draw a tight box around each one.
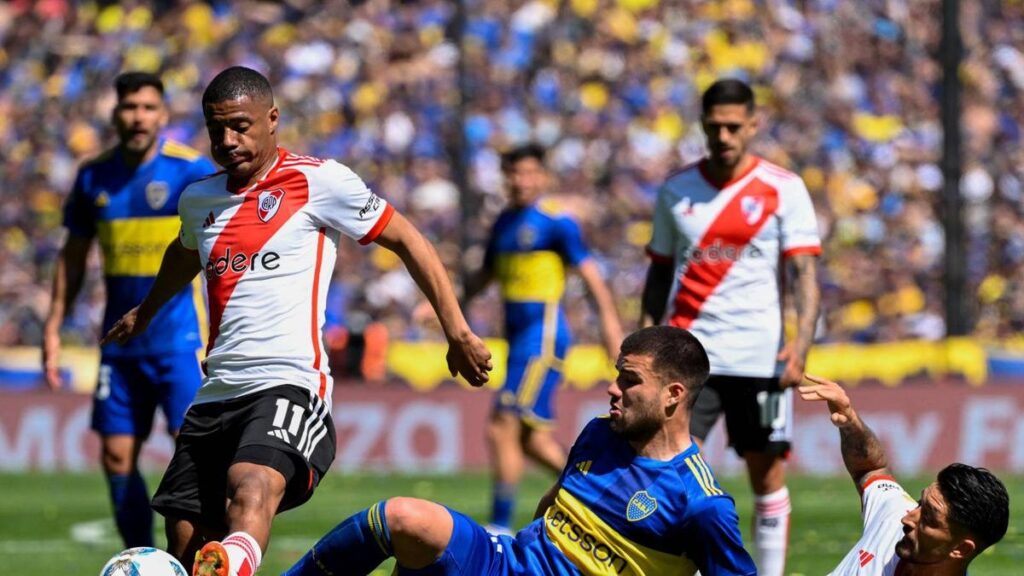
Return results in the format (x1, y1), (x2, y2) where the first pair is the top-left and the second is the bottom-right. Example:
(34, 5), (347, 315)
(3, 0), (1024, 361)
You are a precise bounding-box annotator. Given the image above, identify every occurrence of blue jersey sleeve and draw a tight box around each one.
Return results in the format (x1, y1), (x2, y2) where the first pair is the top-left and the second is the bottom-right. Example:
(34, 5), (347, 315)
(63, 170), (95, 238)
(684, 496), (757, 575)
(556, 216), (589, 267)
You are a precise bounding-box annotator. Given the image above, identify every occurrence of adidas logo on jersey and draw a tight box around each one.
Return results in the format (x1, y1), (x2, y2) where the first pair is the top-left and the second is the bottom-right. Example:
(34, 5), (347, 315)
(574, 460), (592, 475)
(202, 211), (215, 228)
(858, 549), (875, 567)
(268, 428), (293, 444)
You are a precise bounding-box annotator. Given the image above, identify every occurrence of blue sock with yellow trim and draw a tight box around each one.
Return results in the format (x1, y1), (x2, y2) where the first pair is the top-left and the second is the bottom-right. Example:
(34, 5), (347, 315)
(490, 482), (517, 530)
(283, 500), (392, 576)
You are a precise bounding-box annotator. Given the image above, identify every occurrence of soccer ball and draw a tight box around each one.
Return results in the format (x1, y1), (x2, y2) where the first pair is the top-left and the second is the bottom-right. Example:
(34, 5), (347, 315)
(99, 547), (187, 576)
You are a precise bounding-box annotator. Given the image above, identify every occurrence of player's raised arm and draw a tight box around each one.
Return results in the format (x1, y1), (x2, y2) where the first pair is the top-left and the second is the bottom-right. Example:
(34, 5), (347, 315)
(102, 237), (201, 345)
(799, 374), (891, 488)
(373, 210), (493, 387)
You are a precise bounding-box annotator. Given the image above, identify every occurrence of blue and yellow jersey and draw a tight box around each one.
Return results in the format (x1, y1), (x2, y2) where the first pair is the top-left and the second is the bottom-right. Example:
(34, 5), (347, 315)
(484, 202), (590, 359)
(63, 139), (216, 358)
(513, 418), (756, 575)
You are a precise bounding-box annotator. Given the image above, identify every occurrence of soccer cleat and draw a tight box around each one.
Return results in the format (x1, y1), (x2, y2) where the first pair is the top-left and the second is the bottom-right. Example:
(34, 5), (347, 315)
(193, 541), (229, 576)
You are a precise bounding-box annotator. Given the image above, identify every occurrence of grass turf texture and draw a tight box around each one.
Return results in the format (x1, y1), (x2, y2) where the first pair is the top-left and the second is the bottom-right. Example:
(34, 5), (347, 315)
(1, 472), (1020, 575)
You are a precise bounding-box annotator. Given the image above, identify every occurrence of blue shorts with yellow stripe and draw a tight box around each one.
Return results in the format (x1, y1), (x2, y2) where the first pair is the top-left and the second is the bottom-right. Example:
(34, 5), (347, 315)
(497, 301), (570, 427)
(496, 353), (566, 427)
(91, 351), (202, 438)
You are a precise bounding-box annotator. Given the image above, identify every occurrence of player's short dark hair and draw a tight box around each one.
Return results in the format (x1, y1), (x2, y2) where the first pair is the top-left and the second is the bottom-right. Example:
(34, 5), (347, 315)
(202, 66), (274, 107)
(115, 71), (164, 100)
(936, 463), (1009, 557)
(501, 143), (546, 172)
(619, 326), (710, 408)
(701, 78), (755, 115)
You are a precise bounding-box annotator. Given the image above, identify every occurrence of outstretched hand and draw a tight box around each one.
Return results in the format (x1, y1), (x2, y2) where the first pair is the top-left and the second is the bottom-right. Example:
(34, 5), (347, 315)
(797, 373), (855, 427)
(101, 306), (150, 346)
(446, 331), (493, 387)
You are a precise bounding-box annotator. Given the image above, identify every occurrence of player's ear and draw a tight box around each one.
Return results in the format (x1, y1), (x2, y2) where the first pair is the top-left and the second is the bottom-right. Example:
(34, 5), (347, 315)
(268, 106), (280, 135)
(665, 381), (686, 411)
(949, 537), (976, 560)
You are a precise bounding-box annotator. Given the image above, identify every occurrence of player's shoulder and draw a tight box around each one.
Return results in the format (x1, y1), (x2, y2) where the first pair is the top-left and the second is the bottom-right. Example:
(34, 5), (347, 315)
(575, 416), (614, 445)
(78, 147), (120, 173)
(752, 157), (806, 190)
(534, 198), (565, 217)
(159, 139), (204, 163)
(182, 170), (227, 196)
(280, 150), (330, 169)
(659, 160), (708, 197)
(675, 450), (733, 506)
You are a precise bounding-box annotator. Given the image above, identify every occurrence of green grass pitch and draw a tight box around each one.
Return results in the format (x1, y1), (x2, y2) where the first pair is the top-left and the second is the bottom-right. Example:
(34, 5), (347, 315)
(1, 471), (1020, 574)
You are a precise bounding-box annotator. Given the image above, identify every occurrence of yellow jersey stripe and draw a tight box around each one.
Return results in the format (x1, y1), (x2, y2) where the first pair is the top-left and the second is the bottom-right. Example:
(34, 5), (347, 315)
(545, 488), (695, 575)
(495, 251), (566, 302)
(685, 457), (716, 497)
(160, 140), (202, 161)
(96, 216), (179, 276)
(696, 455), (723, 496)
(691, 455), (723, 496)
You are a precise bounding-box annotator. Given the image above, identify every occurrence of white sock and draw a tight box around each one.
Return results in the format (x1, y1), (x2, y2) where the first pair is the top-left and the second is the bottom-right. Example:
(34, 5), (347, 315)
(222, 531), (262, 576)
(753, 487), (790, 576)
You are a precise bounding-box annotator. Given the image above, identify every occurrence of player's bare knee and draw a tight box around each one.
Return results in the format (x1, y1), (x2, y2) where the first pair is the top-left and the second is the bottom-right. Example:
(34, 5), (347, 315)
(100, 446), (133, 475)
(384, 497), (433, 537)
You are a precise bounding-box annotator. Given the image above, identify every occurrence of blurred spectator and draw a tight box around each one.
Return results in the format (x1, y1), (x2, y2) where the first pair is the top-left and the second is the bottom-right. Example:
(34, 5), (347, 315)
(4, 0), (1024, 358)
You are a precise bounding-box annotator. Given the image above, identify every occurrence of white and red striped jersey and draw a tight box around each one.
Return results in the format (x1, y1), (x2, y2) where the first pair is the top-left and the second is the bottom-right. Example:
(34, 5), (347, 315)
(830, 475), (917, 576)
(178, 148), (394, 407)
(647, 157), (820, 377)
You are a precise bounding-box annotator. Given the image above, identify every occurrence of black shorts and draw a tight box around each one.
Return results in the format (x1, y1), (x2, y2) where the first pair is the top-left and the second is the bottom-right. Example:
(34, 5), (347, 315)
(151, 385), (336, 530)
(690, 375), (792, 458)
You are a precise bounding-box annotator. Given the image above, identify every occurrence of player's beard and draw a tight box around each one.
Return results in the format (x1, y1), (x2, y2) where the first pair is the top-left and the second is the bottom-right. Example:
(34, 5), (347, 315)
(610, 401), (662, 443)
(894, 533), (915, 559)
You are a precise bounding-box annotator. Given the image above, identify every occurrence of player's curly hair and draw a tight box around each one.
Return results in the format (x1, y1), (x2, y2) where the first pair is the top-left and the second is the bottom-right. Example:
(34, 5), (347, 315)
(619, 326), (710, 408)
(202, 66), (274, 107)
(936, 463), (1009, 557)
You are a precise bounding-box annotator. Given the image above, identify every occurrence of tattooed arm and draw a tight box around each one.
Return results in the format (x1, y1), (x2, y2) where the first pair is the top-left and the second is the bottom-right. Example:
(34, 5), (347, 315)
(799, 374), (890, 487)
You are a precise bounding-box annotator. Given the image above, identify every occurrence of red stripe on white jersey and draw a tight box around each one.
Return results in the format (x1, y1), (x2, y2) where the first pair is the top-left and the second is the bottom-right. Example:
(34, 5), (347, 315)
(311, 227), (328, 398)
(782, 245), (822, 258)
(358, 204), (396, 245)
(669, 179), (779, 328)
(204, 175), (311, 358)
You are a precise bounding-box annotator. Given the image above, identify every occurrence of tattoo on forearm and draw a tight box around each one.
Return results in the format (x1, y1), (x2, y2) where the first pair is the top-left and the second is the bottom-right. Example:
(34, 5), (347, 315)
(839, 419), (888, 478)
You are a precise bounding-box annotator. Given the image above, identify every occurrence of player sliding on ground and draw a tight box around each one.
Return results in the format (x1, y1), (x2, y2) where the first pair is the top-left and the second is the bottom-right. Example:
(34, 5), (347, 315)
(799, 374), (1009, 575)
(283, 326), (756, 576)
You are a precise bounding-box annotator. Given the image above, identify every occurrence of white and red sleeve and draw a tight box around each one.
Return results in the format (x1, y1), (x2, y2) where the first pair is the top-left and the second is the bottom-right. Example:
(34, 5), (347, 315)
(859, 474), (917, 531)
(305, 159), (395, 244)
(778, 178), (821, 258)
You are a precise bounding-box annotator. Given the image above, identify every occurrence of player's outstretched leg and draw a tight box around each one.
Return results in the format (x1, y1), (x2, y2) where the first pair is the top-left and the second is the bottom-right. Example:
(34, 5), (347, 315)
(285, 498), (454, 576)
